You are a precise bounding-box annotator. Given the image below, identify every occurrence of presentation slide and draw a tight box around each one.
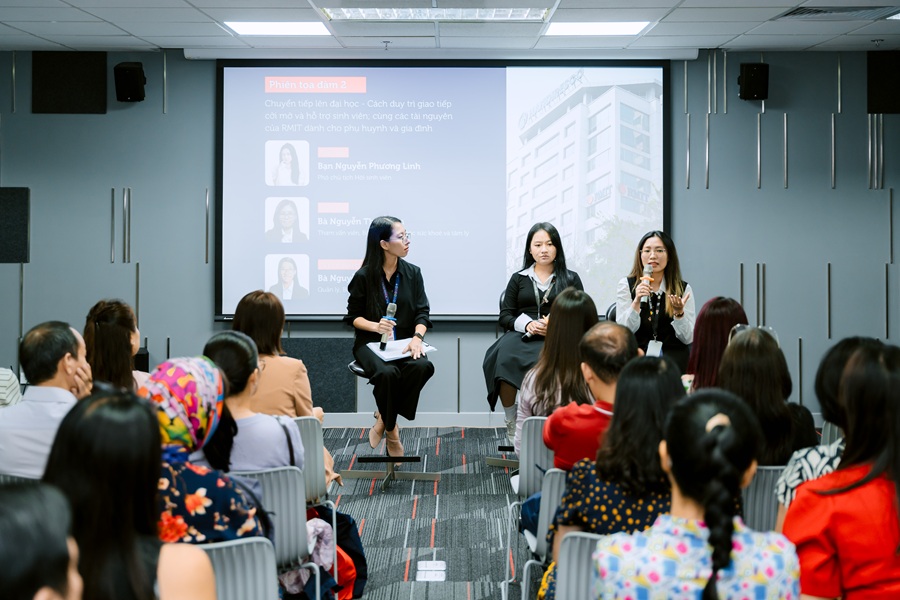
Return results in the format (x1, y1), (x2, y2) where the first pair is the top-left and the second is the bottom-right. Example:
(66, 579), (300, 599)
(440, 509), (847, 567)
(219, 64), (666, 317)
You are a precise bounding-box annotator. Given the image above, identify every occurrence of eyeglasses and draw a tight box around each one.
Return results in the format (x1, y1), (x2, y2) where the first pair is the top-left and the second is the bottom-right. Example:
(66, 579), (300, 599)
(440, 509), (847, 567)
(641, 248), (667, 255)
(392, 233), (412, 242)
(728, 324), (780, 348)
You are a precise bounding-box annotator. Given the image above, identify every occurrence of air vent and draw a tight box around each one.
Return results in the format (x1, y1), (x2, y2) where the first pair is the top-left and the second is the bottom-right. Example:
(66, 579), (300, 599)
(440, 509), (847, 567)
(779, 6), (900, 20)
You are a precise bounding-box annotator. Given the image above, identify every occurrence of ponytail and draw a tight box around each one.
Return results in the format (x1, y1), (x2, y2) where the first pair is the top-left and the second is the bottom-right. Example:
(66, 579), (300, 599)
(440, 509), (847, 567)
(665, 390), (763, 600)
(699, 425), (742, 599)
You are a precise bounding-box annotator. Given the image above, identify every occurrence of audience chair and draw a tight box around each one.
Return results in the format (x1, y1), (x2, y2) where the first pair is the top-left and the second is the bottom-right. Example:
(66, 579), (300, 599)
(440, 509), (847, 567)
(821, 420), (842, 446)
(231, 466), (320, 599)
(0, 367), (22, 407)
(342, 361), (441, 491)
(742, 465), (786, 531)
(604, 302), (616, 322)
(200, 537), (279, 600)
(521, 468), (567, 600)
(555, 531), (603, 600)
(293, 416), (338, 582)
(503, 416), (554, 600)
(0, 473), (35, 485)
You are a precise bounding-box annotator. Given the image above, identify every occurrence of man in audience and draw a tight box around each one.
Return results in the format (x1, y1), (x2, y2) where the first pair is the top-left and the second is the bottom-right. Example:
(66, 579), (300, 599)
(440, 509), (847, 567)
(0, 321), (92, 478)
(544, 321), (639, 470)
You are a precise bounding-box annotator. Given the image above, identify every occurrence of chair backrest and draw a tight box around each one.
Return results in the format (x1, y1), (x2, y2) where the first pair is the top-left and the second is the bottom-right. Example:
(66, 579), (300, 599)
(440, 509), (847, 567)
(741, 465), (786, 531)
(201, 537), (279, 600)
(232, 466), (311, 568)
(293, 416), (328, 504)
(555, 531), (603, 599)
(518, 416), (554, 499)
(821, 421), (842, 446)
(533, 468), (567, 558)
(605, 302), (616, 322)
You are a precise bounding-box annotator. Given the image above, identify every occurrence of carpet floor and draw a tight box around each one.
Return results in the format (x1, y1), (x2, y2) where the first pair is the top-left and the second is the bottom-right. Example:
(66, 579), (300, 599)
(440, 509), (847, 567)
(323, 426), (544, 600)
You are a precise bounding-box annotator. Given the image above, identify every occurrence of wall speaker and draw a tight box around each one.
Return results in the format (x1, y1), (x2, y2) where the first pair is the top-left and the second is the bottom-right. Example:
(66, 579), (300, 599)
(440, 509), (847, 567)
(114, 62), (146, 102)
(32, 52), (107, 114)
(0, 187), (30, 264)
(738, 63), (769, 101)
(867, 51), (900, 114)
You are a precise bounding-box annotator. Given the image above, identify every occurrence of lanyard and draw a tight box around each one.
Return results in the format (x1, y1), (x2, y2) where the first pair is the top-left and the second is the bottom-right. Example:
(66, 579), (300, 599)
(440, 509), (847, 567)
(531, 275), (555, 317)
(648, 292), (664, 340)
(381, 272), (400, 307)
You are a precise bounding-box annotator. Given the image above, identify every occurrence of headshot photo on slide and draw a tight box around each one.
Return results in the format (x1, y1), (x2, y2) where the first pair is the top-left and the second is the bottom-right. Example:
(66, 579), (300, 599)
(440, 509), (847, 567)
(265, 197), (309, 244)
(266, 140), (309, 187)
(265, 254), (310, 311)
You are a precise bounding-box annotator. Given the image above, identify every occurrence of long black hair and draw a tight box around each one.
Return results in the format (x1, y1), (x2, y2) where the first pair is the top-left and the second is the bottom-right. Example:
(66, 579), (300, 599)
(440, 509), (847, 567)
(43, 384), (162, 600)
(664, 389), (763, 600)
(815, 337), (882, 431)
(84, 299), (139, 390)
(595, 355), (683, 496)
(202, 331), (260, 472)
(361, 216), (402, 319)
(820, 343), (900, 545)
(522, 222), (575, 289)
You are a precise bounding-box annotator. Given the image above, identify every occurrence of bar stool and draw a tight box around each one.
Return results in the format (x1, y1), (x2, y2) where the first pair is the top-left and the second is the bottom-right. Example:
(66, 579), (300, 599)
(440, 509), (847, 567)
(341, 360), (441, 491)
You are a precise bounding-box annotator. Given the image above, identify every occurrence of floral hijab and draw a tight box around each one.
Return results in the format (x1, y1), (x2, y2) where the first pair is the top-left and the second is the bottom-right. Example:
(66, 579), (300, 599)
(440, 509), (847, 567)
(139, 357), (224, 464)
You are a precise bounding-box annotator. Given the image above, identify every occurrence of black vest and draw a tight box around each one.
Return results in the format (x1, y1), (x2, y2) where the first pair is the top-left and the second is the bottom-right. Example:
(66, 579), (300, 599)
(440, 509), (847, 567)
(626, 276), (690, 373)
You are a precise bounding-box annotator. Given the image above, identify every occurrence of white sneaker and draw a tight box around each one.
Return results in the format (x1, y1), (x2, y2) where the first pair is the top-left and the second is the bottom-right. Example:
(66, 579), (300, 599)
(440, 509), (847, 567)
(505, 419), (516, 445)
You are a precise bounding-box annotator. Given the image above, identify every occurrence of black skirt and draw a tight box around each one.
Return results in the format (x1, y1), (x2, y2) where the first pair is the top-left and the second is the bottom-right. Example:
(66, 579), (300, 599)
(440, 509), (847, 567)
(482, 331), (544, 411)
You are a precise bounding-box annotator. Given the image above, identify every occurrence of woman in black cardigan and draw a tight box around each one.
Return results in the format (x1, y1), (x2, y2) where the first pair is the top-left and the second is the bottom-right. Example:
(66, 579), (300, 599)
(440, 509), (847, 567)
(345, 216), (434, 458)
(482, 222), (582, 443)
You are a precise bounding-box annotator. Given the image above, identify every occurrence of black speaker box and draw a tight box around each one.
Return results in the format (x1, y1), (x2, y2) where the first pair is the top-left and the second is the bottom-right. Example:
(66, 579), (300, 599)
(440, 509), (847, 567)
(32, 52), (107, 114)
(867, 51), (900, 114)
(0, 188), (30, 263)
(738, 63), (769, 101)
(114, 62), (146, 102)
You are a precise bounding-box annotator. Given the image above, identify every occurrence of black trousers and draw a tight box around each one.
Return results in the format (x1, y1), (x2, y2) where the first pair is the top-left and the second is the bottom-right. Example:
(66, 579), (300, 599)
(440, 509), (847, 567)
(354, 344), (435, 431)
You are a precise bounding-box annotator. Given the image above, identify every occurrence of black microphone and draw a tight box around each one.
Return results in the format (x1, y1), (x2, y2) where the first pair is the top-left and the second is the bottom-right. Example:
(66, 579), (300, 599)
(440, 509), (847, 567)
(640, 263), (653, 305)
(380, 302), (397, 350)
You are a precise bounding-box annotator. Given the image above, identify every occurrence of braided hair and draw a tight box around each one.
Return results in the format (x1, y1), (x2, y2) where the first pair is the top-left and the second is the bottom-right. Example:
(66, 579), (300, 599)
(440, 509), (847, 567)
(664, 389), (763, 599)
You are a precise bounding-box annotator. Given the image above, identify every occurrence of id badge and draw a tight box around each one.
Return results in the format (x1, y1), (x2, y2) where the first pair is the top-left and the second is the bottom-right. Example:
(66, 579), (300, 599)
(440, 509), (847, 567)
(646, 340), (663, 357)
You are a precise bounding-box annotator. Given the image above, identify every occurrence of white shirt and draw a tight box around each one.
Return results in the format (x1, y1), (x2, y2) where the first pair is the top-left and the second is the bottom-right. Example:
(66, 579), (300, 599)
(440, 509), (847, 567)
(0, 385), (77, 479)
(615, 275), (695, 345)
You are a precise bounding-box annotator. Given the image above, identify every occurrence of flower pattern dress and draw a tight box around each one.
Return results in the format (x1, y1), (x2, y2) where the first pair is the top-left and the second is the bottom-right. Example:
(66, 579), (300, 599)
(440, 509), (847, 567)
(592, 515), (800, 599)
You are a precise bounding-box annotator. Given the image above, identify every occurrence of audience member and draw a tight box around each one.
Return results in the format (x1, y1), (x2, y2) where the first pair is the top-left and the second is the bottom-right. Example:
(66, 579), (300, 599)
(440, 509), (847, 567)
(44, 385), (215, 600)
(514, 287), (597, 454)
(0, 321), (92, 478)
(775, 336), (882, 531)
(783, 342), (900, 598)
(718, 326), (817, 465)
(83, 299), (147, 389)
(140, 357), (264, 544)
(0, 482), (83, 600)
(538, 356), (680, 600)
(201, 331), (305, 474)
(683, 297), (748, 391)
(232, 290), (339, 484)
(592, 389), (799, 598)
(543, 321), (639, 470)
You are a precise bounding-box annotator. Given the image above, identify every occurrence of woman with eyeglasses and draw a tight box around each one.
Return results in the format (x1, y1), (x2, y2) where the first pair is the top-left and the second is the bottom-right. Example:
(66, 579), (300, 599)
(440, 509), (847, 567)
(718, 326), (817, 465)
(483, 222), (583, 443)
(346, 216), (434, 458)
(616, 230), (694, 373)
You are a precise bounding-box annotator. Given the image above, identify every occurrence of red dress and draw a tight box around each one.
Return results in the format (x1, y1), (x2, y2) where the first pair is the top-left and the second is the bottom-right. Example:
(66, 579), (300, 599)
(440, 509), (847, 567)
(783, 463), (900, 599)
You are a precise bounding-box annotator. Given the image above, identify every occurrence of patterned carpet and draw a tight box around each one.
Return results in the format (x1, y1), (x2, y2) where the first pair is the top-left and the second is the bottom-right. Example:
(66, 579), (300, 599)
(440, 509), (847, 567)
(322, 426), (543, 600)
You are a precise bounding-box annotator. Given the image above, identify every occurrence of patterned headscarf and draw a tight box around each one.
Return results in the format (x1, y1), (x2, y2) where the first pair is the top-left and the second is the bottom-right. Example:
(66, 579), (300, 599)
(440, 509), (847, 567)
(139, 357), (224, 464)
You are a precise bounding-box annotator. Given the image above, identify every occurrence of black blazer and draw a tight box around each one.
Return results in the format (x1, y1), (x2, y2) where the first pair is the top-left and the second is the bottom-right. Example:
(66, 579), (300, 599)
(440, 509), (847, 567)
(498, 269), (584, 331)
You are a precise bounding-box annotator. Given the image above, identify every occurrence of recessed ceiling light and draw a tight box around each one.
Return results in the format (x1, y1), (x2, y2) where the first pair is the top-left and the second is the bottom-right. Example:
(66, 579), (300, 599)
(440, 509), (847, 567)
(224, 21), (331, 36)
(322, 8), (548, 21)
(545, 22), (649, 36)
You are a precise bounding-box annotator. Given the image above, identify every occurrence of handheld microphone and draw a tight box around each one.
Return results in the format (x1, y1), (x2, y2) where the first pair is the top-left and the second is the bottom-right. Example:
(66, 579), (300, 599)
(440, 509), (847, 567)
(380, 302), (397, 350)
(640, 263), (654, 305)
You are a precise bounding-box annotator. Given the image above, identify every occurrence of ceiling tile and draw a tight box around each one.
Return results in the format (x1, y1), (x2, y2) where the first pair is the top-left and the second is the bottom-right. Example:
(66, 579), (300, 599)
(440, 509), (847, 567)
(664, 7), (791, 22)
(724, 33), (833, 49)
(437, 22), (543, 37)
(339, 36), (435, 48)
(142, 35), (248, 47)
(552, 8), (671, 21)
(439, 35), (537, 48)
(534, 35), (630, 48)
(629, 34), (735, 47)
(79, 7), (211, 21)
(118, 22), (231, 36)
(748, 20), (871, 35)
(0, 7), (99, 21)
(647, 21), (758, 35)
